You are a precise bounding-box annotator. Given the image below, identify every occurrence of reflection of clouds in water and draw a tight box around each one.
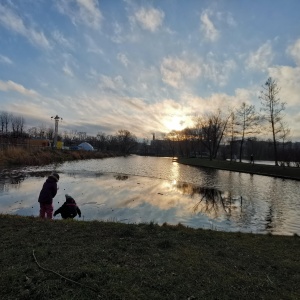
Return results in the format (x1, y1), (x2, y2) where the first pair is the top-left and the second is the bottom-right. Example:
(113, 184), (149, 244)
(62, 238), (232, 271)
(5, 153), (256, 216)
(1, 164), (300, 235)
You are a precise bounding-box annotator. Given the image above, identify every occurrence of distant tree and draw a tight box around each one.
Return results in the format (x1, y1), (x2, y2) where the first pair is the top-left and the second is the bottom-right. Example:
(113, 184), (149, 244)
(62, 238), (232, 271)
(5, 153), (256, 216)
(116, 130), (138, 154)
(0, 111), (12, 133)
(140, 138), (149, 155)
(96, 132), (107, 151)
(196, 109), (230, 160)
(236, 102), (260, 162)
(227, 112), (237, 162)
(164, 130), (179, 157)
(45, 127), (54, 140)
(278, 121), (291, 161)
(181, 128), (198, 157)
(11, 115), (25, 136)
(27, 127), (38, 138)
(259, 77), (286, 166)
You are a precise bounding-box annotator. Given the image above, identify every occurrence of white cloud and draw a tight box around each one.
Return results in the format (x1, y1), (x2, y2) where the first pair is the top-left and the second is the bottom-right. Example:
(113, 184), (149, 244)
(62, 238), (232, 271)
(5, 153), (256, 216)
(200, 10), (219, 42)
(99, 75), (126, 92)
(63, 63), (74, 77)
(56, 0), (103, 29)
(52, 30), (73, 49)
(85, 35), (104, 54)
(0, 54), (13, 64)
(0, 4), (50, 49)
(160, 56), (201, 88)
(134, 7), (164, 32)
(203, 57), (237, 86)
(117, 53), (129, 67)
(216, 11), (237, 27)
(268, 66), (300, 106)
(287, 38), (300, 66)
(246, 41), (274, 71)
(0, 80), (39, 97)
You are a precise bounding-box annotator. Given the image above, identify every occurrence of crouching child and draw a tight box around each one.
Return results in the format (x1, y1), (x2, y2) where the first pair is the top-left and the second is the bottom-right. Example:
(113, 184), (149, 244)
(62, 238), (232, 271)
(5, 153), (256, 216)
(54, 194), (81, 219)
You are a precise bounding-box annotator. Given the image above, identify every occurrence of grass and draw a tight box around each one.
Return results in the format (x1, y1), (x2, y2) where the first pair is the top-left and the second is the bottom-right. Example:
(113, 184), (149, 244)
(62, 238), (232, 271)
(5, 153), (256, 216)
(178, 158), (300, 181)
(0, 214), (299, 299)
(0, 147), (118, 168)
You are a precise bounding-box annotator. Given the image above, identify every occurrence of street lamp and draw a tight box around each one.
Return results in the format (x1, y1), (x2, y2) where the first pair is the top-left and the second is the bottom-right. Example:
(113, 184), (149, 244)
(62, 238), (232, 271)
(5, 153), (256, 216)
(51, 115), (63, 148)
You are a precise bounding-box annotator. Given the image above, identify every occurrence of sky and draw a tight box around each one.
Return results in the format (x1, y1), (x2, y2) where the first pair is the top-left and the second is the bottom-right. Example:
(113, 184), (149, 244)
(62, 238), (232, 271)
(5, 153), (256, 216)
(0, 0), (300, 141)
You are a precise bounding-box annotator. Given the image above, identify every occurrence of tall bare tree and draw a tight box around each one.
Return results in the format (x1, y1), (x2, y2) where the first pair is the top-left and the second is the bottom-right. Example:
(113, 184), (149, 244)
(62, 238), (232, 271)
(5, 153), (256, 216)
(196, 110), (231, 160)
(236, 102), (260, 162)
(116, 130), (137, 154)
(227, 112), (238, 162)
(259, 77), (286, 166)
(0, 111), (12, 133)
(96, 132), (107, 151)
(278, 121), (291, 161)
(11, 115), (25, 136)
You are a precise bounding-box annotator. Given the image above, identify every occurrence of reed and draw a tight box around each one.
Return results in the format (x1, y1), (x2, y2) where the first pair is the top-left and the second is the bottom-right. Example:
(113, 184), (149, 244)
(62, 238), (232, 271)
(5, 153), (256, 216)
(0, 147), (118, 167)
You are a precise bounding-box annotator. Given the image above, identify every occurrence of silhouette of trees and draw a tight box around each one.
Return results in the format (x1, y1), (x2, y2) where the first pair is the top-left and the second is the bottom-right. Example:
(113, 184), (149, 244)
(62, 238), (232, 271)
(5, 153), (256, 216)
(0, 111), (12, 133)
(235, 102), (260, 162)
(196, 110), (231, 160)
(116, 130), (138, 154)
(259, 77), (286, 166)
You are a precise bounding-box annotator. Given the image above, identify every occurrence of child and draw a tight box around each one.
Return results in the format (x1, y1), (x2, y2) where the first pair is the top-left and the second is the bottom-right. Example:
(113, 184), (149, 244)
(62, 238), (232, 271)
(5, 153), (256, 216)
(54, 194), (81, 219)
(38, 172), (60, 219)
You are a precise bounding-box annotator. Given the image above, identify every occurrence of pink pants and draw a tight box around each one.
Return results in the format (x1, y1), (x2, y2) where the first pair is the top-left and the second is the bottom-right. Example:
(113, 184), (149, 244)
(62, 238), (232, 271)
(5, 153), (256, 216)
(39, 203), (53, 219)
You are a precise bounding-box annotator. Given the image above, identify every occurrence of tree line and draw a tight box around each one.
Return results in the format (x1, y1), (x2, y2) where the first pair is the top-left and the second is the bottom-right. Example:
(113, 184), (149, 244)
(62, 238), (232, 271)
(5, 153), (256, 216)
(0, 77), (294, 162)
(162, 77), (290, 166)
(0, 111), (26, 137)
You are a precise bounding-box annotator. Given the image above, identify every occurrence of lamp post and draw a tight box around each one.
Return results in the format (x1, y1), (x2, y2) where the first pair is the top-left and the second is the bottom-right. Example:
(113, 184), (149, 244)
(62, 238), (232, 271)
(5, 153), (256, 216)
(51, 115), (63, 148)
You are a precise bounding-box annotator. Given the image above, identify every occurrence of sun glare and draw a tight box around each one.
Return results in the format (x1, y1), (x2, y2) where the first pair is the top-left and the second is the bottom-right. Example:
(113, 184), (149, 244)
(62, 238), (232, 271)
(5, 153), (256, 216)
(164, 115), (185, 132)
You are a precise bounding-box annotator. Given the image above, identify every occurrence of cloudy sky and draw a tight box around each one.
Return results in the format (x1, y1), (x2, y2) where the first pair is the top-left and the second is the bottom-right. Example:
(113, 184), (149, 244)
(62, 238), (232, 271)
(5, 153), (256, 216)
(0, 0), (300, 140)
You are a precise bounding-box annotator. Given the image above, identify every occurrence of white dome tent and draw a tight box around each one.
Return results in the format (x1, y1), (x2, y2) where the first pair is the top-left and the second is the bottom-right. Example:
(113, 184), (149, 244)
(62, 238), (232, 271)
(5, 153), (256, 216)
(78, 142), (94, 151)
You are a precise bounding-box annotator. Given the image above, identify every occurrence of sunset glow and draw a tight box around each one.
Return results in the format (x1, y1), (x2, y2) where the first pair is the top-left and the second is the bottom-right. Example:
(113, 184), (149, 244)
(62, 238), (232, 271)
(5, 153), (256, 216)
(0, 1), (300, 139)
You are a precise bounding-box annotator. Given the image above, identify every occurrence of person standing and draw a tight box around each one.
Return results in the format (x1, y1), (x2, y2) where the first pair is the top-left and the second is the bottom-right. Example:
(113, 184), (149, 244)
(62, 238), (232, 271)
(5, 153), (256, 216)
(38, 172), (60, 219)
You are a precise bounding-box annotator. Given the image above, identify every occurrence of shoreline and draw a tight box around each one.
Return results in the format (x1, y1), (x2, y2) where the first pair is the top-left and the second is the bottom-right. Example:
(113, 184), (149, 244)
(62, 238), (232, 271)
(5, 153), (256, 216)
(0, 148), (120, 169)
(177, 157), (300, 181)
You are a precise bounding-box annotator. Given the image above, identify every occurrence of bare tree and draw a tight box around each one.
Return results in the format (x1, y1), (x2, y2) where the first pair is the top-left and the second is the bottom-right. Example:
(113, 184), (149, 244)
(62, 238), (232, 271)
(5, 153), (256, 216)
(278, 121), (291, 162)
(259, 77), (286, 166)
(116, 130), (138, 154)
(0, 111), (12, 133)
(27, 127), (38, 138)
(196, 110), (231, 160)
(11, 115), (25, 136)
(96, 132), (107, 151)
(227, 112), (237, 162)
(45, 127), (54, 140)
(140, 138), (149, 155)
(236, 102), (260, 162)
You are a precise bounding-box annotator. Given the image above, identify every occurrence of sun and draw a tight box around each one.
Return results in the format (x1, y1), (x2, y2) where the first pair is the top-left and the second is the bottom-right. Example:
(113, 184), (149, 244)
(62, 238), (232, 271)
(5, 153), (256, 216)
(164, 115), (185, 132)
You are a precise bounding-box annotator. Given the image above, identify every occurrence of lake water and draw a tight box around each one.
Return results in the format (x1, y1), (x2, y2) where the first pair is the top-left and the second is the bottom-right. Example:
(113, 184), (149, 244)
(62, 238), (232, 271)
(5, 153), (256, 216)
(1, 155), (300, 236)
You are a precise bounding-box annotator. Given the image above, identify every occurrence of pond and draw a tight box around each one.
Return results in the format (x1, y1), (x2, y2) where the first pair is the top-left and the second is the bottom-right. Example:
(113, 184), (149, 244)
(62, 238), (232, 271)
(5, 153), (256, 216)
(1, 155), (300, 236)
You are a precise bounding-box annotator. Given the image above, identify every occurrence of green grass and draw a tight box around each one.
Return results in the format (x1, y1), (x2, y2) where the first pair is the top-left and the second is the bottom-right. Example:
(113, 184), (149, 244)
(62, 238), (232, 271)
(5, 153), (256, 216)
(0, 215), (299, 299)
(178, 158), (300, 180)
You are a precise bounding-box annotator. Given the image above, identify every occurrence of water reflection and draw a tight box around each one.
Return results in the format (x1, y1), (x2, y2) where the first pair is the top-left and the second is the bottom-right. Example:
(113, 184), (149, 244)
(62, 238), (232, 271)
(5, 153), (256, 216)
(1, 156), (300, 236)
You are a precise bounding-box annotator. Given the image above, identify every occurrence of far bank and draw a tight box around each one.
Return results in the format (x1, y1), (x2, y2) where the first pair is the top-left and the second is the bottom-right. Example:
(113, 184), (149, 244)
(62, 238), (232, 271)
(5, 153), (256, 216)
(0, 147), (120, 169)
(177, 157), (300, 181)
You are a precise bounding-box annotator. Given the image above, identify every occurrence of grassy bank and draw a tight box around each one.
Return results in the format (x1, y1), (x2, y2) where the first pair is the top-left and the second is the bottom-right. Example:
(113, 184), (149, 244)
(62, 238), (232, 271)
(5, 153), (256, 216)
(0, 215), (299, 300)
(0, 147), (118, 168)
(178, 158), (300, 181)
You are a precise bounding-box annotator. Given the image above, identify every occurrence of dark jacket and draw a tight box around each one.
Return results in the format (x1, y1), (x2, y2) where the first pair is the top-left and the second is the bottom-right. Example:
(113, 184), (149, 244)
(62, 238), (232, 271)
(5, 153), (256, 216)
(54, 196), (81, 219)
(38, 176), (58, 204)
